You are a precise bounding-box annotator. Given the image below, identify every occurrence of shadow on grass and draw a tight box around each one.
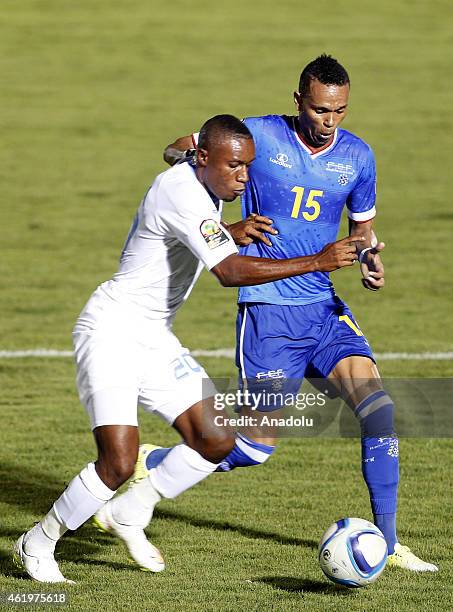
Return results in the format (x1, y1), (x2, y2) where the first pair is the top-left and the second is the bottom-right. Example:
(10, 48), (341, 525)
(255, 576), (354, 595)
(0, 461), (68, 516)
(154, 508), (318, 549)
(0, 545), (22, 579)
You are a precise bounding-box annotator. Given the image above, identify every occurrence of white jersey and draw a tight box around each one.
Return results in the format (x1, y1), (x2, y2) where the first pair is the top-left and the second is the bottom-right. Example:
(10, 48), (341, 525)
(77, 162), (238, 329)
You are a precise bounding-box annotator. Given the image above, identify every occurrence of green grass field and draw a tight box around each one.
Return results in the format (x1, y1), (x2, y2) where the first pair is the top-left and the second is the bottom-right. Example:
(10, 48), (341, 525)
(1, 1), (452, 610)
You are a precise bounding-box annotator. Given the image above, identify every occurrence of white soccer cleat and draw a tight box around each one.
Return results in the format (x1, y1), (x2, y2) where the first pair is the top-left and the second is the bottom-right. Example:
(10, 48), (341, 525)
(93, 502), (165, 573)
(387, 543), (438, 572)
(13, 533), (75, 584)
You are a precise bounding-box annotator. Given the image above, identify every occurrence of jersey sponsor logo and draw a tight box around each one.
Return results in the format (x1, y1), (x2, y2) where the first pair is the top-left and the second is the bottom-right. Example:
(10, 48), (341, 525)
(269, 152), (293, 169)
(325, 161), (355, 175)
(200, 219), (230, 250)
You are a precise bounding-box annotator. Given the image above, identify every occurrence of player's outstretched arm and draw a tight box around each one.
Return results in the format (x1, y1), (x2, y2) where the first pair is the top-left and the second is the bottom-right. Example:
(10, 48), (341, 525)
(163, 136), (194, 166)
(211, 236), (365, 287)
(349, 219), (385, 291)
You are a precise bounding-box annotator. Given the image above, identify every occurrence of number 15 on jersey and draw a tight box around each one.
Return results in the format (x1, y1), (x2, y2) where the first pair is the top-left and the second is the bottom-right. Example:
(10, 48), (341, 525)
(291, 186), (323, 221)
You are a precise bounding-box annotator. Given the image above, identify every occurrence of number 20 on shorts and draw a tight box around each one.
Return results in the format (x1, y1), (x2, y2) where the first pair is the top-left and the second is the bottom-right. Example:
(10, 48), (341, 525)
(173, 353), (201, 379)
(291, 186), (323, 221)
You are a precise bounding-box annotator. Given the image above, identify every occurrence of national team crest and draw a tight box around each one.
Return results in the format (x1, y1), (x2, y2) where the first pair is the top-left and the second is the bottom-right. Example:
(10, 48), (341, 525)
(338, 174), (349, 186)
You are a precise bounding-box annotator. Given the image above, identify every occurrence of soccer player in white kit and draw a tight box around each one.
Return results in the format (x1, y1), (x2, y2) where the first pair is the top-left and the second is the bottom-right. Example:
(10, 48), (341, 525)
(14, 115), (364, 583)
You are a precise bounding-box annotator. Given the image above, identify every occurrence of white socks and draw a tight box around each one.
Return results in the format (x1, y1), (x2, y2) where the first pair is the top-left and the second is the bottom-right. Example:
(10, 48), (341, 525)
(25, 462), (115, 554)
(150, 444), (219, 499)
(110, 477), (161, 528)
(54, 462), (116, 531)
(23, 520), (60, 556)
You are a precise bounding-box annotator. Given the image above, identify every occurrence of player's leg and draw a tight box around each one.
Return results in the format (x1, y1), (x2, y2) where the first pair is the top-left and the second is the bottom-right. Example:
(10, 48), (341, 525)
(329, 356), (400, 551)
(138, 436), (277, 475)
(329, 355), (437, 571)
(106, 396), (235, 503)
(94, 340), (235, 570)
(14, 323), (148, 583)
(314, 300), (438, 573)
(133, 431), (276, 478)
(95, 396), (235, 570)
(14, 413), (141, 583)
(141, 395), (235, 500)
(308, 298), (400, 556)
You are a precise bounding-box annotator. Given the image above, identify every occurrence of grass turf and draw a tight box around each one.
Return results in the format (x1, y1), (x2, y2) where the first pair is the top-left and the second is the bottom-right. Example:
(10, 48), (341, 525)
(1, 0), (452, 610)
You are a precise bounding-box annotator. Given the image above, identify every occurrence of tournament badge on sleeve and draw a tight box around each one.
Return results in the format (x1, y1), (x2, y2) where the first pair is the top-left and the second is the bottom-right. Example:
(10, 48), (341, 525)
(200, 219), (230, 250)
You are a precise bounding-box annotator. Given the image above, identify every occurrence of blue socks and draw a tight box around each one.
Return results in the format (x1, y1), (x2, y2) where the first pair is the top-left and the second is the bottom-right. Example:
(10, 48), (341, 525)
(355, 391), (399, 555)
(374, 512), (398, 555)
(216, 433), (276, 472)
(145, 447), (172, 470)
(361, 433), (399, 555)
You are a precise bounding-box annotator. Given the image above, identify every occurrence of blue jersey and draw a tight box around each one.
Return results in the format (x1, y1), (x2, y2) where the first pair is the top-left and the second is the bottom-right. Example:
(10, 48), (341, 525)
(239, 115), (376, 305)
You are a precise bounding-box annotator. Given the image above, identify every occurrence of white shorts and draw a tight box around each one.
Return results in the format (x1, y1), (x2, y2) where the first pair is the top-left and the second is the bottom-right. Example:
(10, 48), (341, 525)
(73, 305), (216, 430)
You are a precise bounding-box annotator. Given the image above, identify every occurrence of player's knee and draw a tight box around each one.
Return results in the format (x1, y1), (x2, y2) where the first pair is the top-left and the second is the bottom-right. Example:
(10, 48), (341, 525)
(97, 453), (136, 489)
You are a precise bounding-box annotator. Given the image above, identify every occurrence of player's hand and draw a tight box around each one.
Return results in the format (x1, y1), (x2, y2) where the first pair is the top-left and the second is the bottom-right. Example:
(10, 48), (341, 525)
(226, 214), (278, 247)
(359, 242), (385, 291)
(315, 236), (365, 272)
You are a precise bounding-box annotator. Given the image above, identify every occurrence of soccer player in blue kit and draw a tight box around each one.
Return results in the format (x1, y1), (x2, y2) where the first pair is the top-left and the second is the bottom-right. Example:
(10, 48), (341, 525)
(125, 56), (437, 571)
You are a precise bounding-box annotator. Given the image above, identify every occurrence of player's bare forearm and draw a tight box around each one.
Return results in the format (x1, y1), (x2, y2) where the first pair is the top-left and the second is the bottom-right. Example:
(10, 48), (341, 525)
(349, 219), (385, 290)
(163, 136), (193, 166)
(349, 219), (374, 249)
(211, 236), (364, 287)
(213, 254), (318, 286)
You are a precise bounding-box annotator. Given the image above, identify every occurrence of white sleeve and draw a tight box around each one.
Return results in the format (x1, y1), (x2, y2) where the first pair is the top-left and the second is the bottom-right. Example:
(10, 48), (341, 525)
(158, 173), (238, 270)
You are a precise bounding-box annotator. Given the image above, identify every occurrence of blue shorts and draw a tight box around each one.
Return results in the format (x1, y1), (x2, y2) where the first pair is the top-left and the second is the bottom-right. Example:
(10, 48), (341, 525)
(236, 297), (374, 408)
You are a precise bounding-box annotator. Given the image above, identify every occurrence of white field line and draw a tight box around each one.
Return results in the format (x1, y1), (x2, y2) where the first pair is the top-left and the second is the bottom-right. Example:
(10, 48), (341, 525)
(0, 349), (452, 361)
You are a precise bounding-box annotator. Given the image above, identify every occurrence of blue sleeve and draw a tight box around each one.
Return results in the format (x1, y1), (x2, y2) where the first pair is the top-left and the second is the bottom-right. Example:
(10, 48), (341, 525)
(346, 145), (376, 221)
(243, 116), (263, 144)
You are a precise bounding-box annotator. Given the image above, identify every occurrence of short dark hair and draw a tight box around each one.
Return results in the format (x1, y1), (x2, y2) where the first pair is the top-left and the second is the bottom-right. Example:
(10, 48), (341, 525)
(198, 114), (252, 150)
(298, 54), (350, 96)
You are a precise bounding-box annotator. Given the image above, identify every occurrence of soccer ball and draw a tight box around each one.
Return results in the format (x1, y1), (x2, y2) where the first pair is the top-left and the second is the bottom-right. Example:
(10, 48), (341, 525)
(318, 517), (388, 587)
